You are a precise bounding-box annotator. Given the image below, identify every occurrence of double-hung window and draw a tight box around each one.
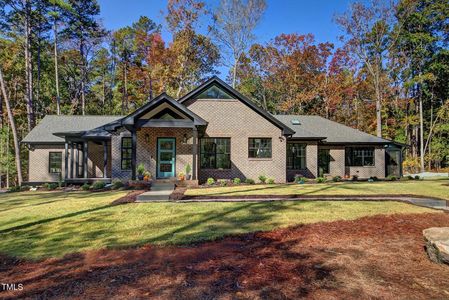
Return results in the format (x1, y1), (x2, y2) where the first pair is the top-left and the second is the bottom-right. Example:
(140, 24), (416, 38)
(49, 152), (62, 173)
(121, 137), (132, 170)
(248, 138), (272, 158)
(200, 138), (231, 169)
(287, 143), (306, 169)
(346, 147), (375, 167)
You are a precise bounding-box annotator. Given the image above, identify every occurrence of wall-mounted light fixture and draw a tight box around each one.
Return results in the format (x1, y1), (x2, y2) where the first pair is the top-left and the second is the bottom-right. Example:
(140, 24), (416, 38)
(279, 136), (285, 142)
(183, 134), (188, 144)
(145, 133), (150, 143)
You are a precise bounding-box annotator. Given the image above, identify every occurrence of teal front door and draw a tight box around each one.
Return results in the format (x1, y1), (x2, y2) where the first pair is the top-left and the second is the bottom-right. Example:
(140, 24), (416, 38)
(157, 138), (176, 178)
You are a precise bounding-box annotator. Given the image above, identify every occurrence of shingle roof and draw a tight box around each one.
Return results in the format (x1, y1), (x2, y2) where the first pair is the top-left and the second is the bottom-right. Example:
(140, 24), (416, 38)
(274, 115), (392, 144)
(21, 115), (124, 144)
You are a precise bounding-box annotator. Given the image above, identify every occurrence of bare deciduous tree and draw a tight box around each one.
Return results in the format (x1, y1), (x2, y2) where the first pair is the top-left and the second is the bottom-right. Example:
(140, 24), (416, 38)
(209, 0), (266, 88)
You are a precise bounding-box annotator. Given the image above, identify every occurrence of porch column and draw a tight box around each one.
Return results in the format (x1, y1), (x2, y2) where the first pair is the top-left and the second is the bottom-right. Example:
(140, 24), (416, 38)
(103, 141), (108, 178)
(131, 129), (137, 180)
(70, 143), (74, 179)
(64, 141), (69, 181)
(83, 141), (88, 178)
(192, 126), (198, 180)
(75, 143), (79, 178)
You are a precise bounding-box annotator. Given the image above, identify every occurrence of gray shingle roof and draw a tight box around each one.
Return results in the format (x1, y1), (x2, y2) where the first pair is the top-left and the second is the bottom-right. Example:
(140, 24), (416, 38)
(22, 115), (124, 144)
(274, 115), (392, 144)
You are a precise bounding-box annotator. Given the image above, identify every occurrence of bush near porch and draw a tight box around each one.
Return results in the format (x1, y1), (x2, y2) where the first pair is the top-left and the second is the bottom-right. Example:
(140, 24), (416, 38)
(0, 191), (437, 259)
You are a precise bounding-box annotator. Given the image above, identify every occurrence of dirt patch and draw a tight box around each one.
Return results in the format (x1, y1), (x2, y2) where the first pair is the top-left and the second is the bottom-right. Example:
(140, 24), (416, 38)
(2, 213), (449, 299)
(110, 190), (144, 205)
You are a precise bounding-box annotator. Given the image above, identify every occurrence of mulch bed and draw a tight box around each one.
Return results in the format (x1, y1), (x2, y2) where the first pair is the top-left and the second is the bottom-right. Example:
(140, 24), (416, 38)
(110, 190), (145, 205)
(2, 212), (449, 299)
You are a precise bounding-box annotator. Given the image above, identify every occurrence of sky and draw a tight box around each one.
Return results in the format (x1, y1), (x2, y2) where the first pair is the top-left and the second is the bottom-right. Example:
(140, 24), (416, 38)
(97, 0), (353, 77)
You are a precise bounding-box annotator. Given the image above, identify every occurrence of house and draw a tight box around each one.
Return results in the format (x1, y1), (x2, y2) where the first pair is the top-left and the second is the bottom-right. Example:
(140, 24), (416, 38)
(22, 76), (403, 184)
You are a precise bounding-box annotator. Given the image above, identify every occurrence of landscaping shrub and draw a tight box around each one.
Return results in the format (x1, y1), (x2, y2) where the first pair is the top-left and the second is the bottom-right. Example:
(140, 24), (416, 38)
(245, 178), (255, 185)
(267, 178), (275, 184)
(8, 186), (21, 192)
(294, 175), (307, 184)
(316, 177), (326, 183)
(207, 178), (215, 186)
(81, 183), (91, 191)
(352, 175), (359, 181)
(92, 181), (106, 190)
(258, 175), (267, 184)
(45, 183), (58, 190)
(332, 176), (342, 182)
(407, 175), (414, 180)
(414, 175), (420, 180)
(233, 177), (241, 185)
(387, 175), (398, 181)
(112, 180), (125, 190)
(218, 179), (228, 186)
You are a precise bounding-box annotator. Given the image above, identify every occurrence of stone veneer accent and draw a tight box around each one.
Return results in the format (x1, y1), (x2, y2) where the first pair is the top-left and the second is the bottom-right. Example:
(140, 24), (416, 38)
(185, 98), (287, 183)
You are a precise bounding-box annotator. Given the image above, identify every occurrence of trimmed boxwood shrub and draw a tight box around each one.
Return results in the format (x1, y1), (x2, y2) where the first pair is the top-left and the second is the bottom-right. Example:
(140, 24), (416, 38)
(245, 178), (255, 185)
(112, 180), (125, 190)
(207, 178), (215, 186)
(92, 181), (106, 190)
(316, 177), (326, 183)
(81, 183), (91, 191)
(233, 177), (241, 185)
(267, 178), (275, 184)
(332, 176), (342, 182)
(258, 175), (267, 184)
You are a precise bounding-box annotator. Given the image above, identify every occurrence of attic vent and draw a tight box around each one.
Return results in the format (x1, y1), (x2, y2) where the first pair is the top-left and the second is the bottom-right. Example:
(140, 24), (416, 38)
(291, 119), (300, 125)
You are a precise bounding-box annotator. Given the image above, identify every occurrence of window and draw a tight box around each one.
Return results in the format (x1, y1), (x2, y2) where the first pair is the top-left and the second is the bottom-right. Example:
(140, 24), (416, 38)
(197, 85), (233, 99)
(200, 138), (231, 169)
(287, 143), (306, 169)
(318, 149), (330, 175)
(49, 152), (62, 173)
(249, 138), (272, 158)
(121, 137), (132, 170)
(346, 147), (375, 167)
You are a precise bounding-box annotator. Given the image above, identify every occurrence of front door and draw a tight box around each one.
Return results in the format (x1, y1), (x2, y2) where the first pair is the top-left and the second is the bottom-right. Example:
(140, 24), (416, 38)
(318, 149), (331, 177)
(157, 138), (176, 178)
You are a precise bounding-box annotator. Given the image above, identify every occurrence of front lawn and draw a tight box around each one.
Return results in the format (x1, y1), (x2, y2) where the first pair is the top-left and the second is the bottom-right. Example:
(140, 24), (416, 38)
(185, 178), (449, 199)
(0, 191), (437, 259)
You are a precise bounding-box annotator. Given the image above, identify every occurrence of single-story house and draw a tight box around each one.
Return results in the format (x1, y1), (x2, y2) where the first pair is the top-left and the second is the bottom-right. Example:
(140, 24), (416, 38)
(22, 76), (403, 184)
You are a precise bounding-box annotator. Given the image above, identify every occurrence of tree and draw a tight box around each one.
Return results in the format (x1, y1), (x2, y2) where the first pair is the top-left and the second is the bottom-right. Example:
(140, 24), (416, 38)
(0, 66), (22, 186)
(61, 0), (105, 115)
(209, 0), (266, 87)
(336, 0), (400, 138)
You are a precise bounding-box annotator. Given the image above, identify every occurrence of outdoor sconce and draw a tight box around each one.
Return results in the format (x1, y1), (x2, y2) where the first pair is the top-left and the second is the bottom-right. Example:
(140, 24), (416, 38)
(145, 133), (150, 143)
(279, 136), (285, 142)
(183, 133), (189, 144)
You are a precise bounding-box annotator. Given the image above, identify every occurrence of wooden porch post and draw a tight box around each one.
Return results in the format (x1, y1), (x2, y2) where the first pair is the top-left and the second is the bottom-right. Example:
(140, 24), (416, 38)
(83, 141), (88, 178)
(192, 126), (198, 180)
(70, 142), (74, 179)
(75, 143), (79, 178)
(131, 129), (137, 180)
(64, 141), (69, 181)
(103, 141), (108, 178)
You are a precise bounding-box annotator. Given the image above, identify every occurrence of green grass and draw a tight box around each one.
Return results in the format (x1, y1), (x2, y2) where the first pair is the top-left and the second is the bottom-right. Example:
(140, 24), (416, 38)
(0, 190), (438, 259)
(185, 179), (449, 200)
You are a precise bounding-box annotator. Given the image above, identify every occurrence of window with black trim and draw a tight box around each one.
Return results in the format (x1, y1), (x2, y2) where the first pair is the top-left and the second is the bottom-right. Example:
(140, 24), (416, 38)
(346, 147), (375, 167)
(121, 137), (132, 170)
(249, 138), (272, 158)
(49, 152), (62, 173)
(200, 138), (231, 169)
(287, 143), (306, 169)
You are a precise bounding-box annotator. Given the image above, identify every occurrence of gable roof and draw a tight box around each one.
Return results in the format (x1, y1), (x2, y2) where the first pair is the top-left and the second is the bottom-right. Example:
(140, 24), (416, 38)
(275, 115), (394, 144)
(178, 76), (295, 136)
(21, 115), (123, 144)
(121, 93), (207, 127)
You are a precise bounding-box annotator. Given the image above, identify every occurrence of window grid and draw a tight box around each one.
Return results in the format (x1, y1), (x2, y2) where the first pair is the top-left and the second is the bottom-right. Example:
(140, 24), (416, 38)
(121, 137), (132, 170)
(200, 138), (231, 169)
(248, 138), (272, 158)
(49, 152), (62, 174)
(346, 147), (375, 167)
(287, 143), (306, 170)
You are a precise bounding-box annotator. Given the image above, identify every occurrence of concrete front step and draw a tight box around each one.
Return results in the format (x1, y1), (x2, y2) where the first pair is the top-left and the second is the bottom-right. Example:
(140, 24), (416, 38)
(136, 183), (175, 202)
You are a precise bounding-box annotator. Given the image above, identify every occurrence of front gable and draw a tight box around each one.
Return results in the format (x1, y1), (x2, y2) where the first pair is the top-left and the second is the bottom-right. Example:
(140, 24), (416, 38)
(178, 76), (295, 136)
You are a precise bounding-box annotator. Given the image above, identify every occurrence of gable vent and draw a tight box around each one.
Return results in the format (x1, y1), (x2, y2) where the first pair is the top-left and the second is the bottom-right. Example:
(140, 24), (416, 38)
(291, 119), (301, 125)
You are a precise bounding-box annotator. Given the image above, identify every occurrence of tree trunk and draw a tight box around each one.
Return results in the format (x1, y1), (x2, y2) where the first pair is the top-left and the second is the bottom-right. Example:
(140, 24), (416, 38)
(80, 40), (86, 115)
(0, 67), (23, 186)
(374, 73), (382, 138)
(232, 56), (238, 88)
(24, 0), (35, 131)
(54, 18), (61, 115)
(419, 92), (425, 172)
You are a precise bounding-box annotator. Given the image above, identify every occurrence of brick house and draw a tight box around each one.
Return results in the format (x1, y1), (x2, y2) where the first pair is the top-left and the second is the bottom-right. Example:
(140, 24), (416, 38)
(22, 76), (403, 184)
